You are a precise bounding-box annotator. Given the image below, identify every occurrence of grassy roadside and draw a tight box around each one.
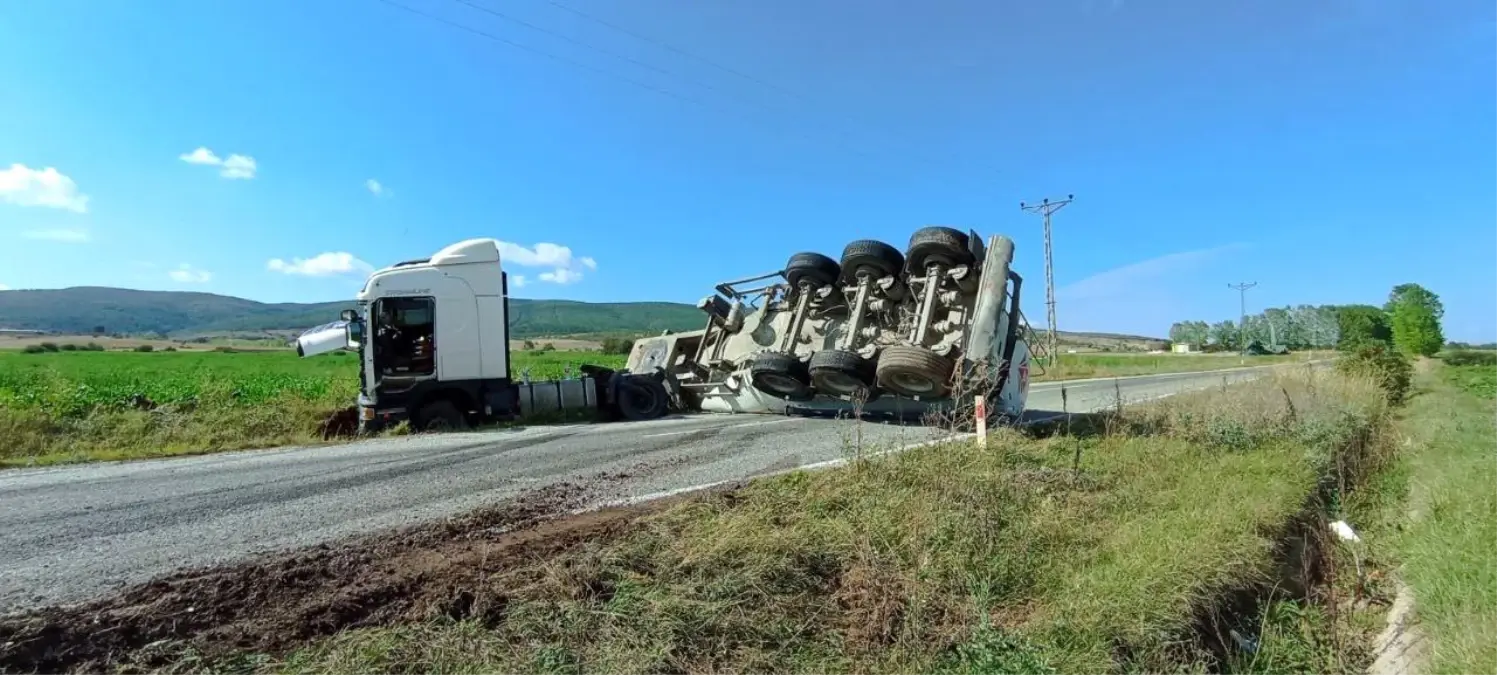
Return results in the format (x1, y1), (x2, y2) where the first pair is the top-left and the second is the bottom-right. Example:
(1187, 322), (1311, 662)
(1035, 352), (1306, 382)
(1378, 359), (1497, 674)
(105, 367), (1383, 675)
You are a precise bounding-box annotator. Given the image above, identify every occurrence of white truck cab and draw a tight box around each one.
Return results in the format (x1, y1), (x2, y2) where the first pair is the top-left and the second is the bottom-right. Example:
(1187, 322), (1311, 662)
(345, 239), (519, 431)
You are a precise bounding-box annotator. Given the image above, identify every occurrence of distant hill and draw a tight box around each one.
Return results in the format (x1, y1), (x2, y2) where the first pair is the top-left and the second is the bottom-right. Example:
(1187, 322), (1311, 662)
(0, 287), (706, 339)
(0, 287), (1163, 349)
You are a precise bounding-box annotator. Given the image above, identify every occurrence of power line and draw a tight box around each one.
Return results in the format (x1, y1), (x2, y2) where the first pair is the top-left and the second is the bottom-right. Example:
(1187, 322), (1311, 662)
(1020, 194), (1075, 366)
(372, 0), (977, 186)
(374, 0), (696, 104)
(449, 0), (712, 92)
(539, 0), (815, 102)
(531, 0), (1014, 181)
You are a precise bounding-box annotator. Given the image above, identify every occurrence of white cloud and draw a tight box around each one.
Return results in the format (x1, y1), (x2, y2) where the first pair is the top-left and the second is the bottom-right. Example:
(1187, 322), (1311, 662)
(21, 228), (90, 243)
(178, 147), (221, 165)
(0, 284), (10, 291)
(366, 178), (385, 196)
(179, 147), (258, 179)
(219, 154), (257, 180)
(511, 274), (527, 288)
(267, 251), (374, 277)
(539, 267), (583, 284)
(0, 164), (90, 213)
(494, 240), (596, 284)
(168, 263), (211, 284)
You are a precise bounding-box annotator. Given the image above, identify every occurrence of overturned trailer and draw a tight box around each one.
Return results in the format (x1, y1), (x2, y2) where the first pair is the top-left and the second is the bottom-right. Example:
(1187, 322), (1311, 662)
(626, 227), (1033, 423)
(299, 227), (1032, 433)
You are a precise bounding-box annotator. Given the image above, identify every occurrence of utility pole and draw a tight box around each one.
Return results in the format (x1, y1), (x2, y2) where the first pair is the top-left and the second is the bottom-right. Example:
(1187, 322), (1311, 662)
(1020, 194), (1074, 366)
(1228, 282), (1257, 363)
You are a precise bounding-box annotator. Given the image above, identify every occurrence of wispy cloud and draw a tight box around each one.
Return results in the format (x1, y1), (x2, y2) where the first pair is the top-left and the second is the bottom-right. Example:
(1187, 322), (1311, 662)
(0, 164), (90, 213)
(168, 263), (212, 284)
(179, 146), (258, 180)
(22, 228), (90, 243)
(365, 178), (387, 197)
(1050, 243), (1250, 334)
(267, 251), (374, 277)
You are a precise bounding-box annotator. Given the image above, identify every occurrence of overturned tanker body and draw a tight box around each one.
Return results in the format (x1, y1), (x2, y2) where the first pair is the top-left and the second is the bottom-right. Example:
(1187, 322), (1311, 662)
(626, 227), (1034, 424)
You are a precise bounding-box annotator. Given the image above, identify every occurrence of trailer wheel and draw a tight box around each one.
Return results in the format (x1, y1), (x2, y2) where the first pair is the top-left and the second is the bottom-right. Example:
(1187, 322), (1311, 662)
(876, 345), (955, 399)
(749, 350), (814, 400)
(617, 377), (669, 421)
(785, 252), (840, 289)
(809, 349), (878, 401)
(415, 399), (468, 432)
(905, 226), (974, 275)
(838, 240), (904, 284)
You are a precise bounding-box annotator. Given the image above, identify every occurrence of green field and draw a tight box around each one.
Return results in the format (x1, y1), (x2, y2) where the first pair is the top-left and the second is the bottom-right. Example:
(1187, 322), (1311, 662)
(0, 349), (625, 467)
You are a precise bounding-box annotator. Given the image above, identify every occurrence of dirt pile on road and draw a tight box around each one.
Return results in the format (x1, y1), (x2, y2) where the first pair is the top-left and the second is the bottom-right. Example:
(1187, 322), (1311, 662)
(0, 481), (668, 674)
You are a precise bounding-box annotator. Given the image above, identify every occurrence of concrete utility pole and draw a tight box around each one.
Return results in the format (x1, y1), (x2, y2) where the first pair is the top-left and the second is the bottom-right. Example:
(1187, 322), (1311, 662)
(1228, 282), (1257, 362)
(1020, 194), (1074, 365)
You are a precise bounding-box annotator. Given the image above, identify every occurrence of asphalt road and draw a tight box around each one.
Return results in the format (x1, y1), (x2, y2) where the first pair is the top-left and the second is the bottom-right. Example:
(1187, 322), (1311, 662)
(0, 364), (1278, 614)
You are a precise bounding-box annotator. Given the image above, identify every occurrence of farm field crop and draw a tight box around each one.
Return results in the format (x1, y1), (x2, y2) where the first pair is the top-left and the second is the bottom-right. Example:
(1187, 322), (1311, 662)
(0, 349), (625, 467)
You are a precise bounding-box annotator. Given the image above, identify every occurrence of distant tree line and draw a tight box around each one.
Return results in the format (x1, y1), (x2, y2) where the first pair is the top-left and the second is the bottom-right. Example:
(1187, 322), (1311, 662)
(1169, 283), (1448, 357)
(1169, 305), (1340, 351)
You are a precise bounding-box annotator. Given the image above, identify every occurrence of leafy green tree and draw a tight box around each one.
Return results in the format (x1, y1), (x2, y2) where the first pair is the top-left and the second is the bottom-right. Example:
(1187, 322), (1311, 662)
(1209, 320), (1239, 350)
(1390, 302), (1444, 356)
(1385, 283), (1445, 357)
(1335, 305), (1392, 350)
(1385, 283), (1444, 319)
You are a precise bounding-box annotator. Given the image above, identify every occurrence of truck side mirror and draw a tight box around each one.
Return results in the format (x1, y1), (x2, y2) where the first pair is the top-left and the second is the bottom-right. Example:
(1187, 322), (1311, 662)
(340, 309), (358, 322)
(346, 321), (364, 348)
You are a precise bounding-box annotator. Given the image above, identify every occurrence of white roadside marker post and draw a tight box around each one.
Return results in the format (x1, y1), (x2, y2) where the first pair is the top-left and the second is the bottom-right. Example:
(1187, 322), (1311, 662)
(975, 395), (988, 448)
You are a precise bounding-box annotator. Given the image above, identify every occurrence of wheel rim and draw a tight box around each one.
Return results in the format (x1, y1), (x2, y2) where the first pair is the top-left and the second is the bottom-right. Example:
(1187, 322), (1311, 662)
(888, 371), (937, 395)
(817, 370), (864, 394)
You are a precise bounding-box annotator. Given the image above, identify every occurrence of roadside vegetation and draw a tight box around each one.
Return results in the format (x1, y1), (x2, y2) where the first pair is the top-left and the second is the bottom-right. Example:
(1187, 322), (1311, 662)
(0, 349), (624, 468)
(33, 362), (1386, 675)
(1354, 351), (1496, 675)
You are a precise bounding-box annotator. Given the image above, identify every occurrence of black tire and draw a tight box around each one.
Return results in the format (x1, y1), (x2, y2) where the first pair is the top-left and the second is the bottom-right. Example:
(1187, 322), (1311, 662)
(749, 350), (814, 400)
(617, 376), (669, 421)
(808, 349), (879, 401)
(415, 399), (468, 432)
(838, 240), (904, 284)
(875, 345), (955, 399)
(785, 252), (840, 289)
(905, 226), (974, 275)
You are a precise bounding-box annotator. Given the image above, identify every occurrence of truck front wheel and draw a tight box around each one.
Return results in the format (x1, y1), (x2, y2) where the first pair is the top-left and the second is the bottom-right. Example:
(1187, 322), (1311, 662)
(415, 400), (468, 432)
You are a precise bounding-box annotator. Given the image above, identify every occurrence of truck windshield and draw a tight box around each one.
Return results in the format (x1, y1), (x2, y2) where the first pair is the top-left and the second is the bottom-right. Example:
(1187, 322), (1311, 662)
(373, 297), (436, 378)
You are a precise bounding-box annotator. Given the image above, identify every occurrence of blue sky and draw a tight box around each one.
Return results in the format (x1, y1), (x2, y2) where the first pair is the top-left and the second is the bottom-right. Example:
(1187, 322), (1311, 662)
(2, 0), (1493, 341)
